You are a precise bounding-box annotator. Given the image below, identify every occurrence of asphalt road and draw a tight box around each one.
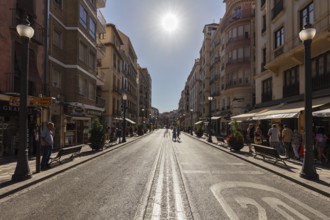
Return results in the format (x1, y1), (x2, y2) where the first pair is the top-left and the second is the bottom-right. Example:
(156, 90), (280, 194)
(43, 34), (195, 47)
(0, 129), (329, 220)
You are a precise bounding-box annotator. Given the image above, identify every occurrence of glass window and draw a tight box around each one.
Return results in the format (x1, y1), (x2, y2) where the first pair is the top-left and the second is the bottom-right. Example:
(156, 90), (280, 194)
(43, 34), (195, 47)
(89, 52), (95, 69)
(79, 77), (87, 96)
(88, 82), (95, 99)
(89, 18), (96, 39)
(79, 5), (87, 28)
(79, 42), (87, 62)
(274, 27), (284, 48)
(52, 68), (61, 88)
(53, 29), (62, 48)
(300, 2), (314, 29)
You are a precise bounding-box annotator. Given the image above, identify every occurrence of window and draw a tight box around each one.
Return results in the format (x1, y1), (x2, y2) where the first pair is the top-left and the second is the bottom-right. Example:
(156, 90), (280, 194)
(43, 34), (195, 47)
(234, 6), (241, 19)
(300, 2), (314, 30)
(54, 0), (62, 7)
(261, 0), (266, 8)
(79, 42), (88, 62)
(89, 18), (96, 39)
(52, 68), (61, 88)
(79, 77), (88, 96)
(88, 82), (95, 99)
(284, 66), (299, 86)
(53, 29), (62, 48)
(274, 27), (284, 49)
(89, 52), (95, 68)
(261, 48), (266, 71)
(272, 0), (283, 20)
(262, 78), (272, 102)
(262, 15), (266, 33)
(79, 5), (87, 28)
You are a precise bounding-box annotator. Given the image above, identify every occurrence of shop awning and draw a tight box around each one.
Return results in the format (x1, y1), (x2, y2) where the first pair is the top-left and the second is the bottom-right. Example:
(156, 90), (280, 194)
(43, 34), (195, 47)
(253, 96), (330, 120)
(231, 108), (268, 121)
(211, 116), (221, 120)
(195, 121), (203, 125)
(114, 117), (136, 124)
(313, 108), (330, 117)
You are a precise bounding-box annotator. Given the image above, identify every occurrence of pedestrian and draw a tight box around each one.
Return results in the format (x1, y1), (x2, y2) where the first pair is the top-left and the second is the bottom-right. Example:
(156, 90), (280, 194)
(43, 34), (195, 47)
(291, 129), (302, 160)
(177, 127), (181, 141)
(115, 127), (122, 143)
(172, 127), (177, 141)
(268, 124), (281, 154)
(282, 124), (293, 158)
(254, 126), (263, 145)
(41, 122), (55, 170)
(315, 127), (328, 164)
(246, 123), (254, 153)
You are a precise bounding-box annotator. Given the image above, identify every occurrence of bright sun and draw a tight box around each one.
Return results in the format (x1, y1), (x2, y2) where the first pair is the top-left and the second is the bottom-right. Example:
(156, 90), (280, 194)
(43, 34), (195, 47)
(161, 13), (179, 33)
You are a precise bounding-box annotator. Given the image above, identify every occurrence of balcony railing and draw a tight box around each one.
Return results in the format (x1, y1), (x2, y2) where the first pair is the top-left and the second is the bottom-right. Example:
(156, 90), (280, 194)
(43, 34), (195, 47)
(96, 96), (105, 108)
(312, 74), (330, 92)
(283, 83), (299, 98)
(262, 93), (272, 102)
(221, 9), (254, 31)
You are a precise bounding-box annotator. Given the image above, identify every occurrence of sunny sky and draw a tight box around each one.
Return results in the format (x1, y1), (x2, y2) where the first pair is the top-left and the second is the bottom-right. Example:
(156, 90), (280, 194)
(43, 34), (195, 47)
(101, 0), (226, 113)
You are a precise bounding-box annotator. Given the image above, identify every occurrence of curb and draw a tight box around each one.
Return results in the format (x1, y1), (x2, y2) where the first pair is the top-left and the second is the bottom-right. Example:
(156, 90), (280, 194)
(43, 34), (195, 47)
(188, 133), (330, 198)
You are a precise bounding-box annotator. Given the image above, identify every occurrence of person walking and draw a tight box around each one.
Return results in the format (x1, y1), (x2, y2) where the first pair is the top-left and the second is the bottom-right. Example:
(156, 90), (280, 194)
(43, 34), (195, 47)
(291, 129), (302, 160)
(41, 122), (55, 170)
(254, 126), (263, 145)
(268, 124), (281, 154)
(246, 124), (254, 153)
(282, 124), (293, 158)
(315, 127), (328, 164)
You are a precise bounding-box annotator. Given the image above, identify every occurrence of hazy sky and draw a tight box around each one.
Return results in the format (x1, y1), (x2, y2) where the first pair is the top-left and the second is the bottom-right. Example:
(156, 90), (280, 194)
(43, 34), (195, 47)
(101, 0), (225, 113)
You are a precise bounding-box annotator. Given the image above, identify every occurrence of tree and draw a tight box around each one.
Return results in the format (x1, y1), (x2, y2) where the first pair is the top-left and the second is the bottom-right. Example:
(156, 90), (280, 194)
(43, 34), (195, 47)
(89, 118), (105, 150)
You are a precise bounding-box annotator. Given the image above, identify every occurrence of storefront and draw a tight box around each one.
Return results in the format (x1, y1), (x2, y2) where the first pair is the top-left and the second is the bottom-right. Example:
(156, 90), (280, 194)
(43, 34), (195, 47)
(0, 96), (43, 157)
(63, 102), (104, 147)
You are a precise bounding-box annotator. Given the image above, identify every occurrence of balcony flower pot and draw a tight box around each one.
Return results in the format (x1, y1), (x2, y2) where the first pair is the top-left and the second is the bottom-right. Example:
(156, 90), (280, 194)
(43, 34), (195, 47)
(227, 120), (244, 151)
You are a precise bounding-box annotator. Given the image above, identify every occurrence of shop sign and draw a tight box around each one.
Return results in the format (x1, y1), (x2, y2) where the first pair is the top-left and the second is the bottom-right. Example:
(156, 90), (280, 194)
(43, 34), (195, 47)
(30, 97), (52, 106)
(0, 100), (33, 116)
(86, 109), (102, 116)
(9, 97), (20, 106)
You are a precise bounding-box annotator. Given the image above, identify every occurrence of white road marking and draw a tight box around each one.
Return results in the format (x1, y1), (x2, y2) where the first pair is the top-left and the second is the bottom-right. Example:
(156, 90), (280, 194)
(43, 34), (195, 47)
(211, 181), (330, 220)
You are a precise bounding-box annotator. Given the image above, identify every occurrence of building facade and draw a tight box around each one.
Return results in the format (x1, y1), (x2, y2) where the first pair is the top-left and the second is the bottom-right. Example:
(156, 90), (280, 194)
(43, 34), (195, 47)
(0, 0), (46, 156)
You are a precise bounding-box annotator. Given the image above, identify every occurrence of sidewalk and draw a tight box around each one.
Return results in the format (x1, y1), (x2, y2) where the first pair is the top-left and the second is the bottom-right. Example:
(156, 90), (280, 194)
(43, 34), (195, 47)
(0, 135), (145, 199)
(193, 133), (330, 198)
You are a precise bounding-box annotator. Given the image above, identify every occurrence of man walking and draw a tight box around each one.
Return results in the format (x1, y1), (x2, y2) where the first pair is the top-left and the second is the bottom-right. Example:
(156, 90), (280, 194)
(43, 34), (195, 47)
(41, 122), (55, 170)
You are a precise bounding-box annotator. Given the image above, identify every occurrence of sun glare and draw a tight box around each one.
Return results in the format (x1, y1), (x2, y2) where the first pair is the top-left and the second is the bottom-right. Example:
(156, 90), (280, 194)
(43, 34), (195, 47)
(161, 13), (179, 33)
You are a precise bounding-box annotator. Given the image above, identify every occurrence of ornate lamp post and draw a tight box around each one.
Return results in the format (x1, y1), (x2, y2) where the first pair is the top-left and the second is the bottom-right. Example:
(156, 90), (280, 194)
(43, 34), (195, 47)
(12, 20), (34, 181)
(207, 96), (213, 143)
(299, 23), (319, 180)
(190, 109), (193, 135)
(122, 94), (127, 143)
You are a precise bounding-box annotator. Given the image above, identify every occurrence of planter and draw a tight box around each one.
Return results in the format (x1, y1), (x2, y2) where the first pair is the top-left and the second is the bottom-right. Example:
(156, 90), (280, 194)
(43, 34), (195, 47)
(228, 137), (244, 151)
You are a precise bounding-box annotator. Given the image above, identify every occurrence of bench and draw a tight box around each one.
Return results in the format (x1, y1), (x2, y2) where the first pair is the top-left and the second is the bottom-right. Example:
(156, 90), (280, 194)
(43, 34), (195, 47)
(252, 144), (288, 166)
(50, 145), (83, 164)
(216, 136), (228, 148)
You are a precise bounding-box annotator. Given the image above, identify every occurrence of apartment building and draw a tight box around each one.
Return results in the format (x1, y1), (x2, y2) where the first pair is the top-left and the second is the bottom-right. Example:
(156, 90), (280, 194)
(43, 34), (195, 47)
(100, 23), (124, 129)
(138, 67), (152, 125)
(252, 0), (330, 131)
(118, 30), (139, 125)
(48, 0), (106, 147)
(0, 0), (46, 156)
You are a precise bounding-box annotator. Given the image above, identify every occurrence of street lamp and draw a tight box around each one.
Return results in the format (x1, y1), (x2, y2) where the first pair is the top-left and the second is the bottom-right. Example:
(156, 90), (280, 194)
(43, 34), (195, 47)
(190, 109), (193, 135)
(207, 96), (213, 143)
(122, 94), (127, 143)
(299, 23), (319, 181)
(12, 20), (34, 181)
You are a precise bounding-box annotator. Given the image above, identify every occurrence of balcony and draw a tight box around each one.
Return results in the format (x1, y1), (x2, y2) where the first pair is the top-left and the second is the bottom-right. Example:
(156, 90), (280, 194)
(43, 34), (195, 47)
(96, 96), (105, 108)
(312, 74), (330, 92)
(96, 69), (105, 86)
(97, 0), (107, 8)
(97, 10), (106, 33)
(97, 42), (106, 59)
(220, 9), (254, 31)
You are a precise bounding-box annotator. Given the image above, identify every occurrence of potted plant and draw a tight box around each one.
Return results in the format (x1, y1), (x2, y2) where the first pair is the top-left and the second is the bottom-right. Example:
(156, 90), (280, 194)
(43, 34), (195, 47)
(195, 124), (204, 137)
(227, 120), (244, 151)
(89, 118), (105, 151)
